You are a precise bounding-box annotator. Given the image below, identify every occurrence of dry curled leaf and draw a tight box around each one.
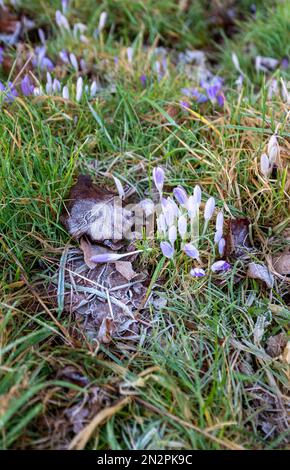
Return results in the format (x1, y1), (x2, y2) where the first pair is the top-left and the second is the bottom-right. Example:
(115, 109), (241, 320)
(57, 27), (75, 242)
(61, 175), (134, 246)
(114, 260), (136, 281)
(280, 341), (290, 365)
(247, 262), (274, 288)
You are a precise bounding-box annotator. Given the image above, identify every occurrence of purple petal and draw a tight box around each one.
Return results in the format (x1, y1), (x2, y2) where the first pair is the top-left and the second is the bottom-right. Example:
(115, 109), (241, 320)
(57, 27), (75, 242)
(211, 260), (230, 272)
(216, 93), (225, 107)
(21, 75), (34, 96)
(0, 47), (4, 64)
(184, 243), (199, 259)
(160, 241), (174, 259)
(153, 167), (165, 194)
(173, 186), (188, 205)
(140, 74), (147, 87)
(190, 268), (206, 277)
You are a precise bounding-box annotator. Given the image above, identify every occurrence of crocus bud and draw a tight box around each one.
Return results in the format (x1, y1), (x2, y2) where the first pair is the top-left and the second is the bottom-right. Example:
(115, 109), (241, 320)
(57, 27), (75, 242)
(190, 268), (206, 277)
(98, 11), (107, 32)
(204, 197), (215, 220)
(215, 211), (224, 233)
(168, 225), (177, 246)
(173, 186), (188, 205)
(163, 199), (175, 226)
(267, 135), (279, 164)
(62, 85), (69, 99)
(218, 238), (226, 256)
(214, 230), (223, 244)
(184, 243), (199, 260)
(178, 215), (187, 239)
(153, 167), (164, 196)
(211, 260), (230, 272)
(187, 196), (198, 217)
(90, 80), (98, 98)
(55, 10), (70, 31)
(76, 76), (83, 102)
(70, 53), (78, 71)
(160, 241), (174, 259)
(113, 175), (125, 199)
(52, 78), (61, 93)
(127, 47), (133, 64)
(260, 153), (270, 176)
(193, 185), (202, 205)
(21, 75), (34, 96)
(157, 213), (167, 235)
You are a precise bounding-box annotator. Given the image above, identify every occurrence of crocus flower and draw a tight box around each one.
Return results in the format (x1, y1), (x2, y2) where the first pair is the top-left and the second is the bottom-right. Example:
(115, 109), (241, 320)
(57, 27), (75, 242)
(186, 195), (198, 217)
(59, 50), (69, 63)
(53, 79), (61, 93)
(91, 250), (142, 263)
(178, 215), (187, 240)
(267, 135), (279, 164)
(211, 260), (230, 272)
(173, 186), (188, 205)
(190, 268), (206, 277)
(157, 213), (167, 235)
(70, 53), (78, 71)
(193, 185), (202, 205)
(218, 238), (226, 256)
(162, 198), (176, 226)
(21, 75), (34, 96)
(127, 47), (133, 64)
(260, 153), (270, 177)
(55, 10), (70, 31)
(216, 211), (224, 234)
(204, 197), (215, 221)
(0, 47), (3, 64)
(62, 0), (69, 14)
(90, 80), (98, 98)
(0, 81), (18, 102)
(140, 74), (147, 87)
(76, 76), (83, 102)
(98, 11), (107, 32)
(184, 243), (199, 260)
(38, 28), (46, 44)
(181, 87), (207, 103)
(168, 225), (177, 246)
(153, 167), (164, 196)
(62, 85), (69, 99)
(160, 241), (174, 259)
(45, 72), (52, 94)
(214, 230), (223, 244)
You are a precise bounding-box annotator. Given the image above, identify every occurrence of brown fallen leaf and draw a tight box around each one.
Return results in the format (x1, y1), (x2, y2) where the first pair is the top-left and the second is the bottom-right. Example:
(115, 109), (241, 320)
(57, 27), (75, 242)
(80, 237), (109, 269)
(61, 175), (134, 245)
(225, 218), (251, 258)
(272, 253), (290, 275)
(114, 260), (136, 281)
(247, 262), (274, 288)
(97, 317), (114, 343)
(280, 341), (290, 365)
(266, 333), (287, 358)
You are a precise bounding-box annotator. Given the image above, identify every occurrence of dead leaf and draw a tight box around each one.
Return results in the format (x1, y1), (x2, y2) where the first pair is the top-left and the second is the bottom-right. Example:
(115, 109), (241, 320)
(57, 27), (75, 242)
(114, 261), (136, 281)
(80, 238), (109, 269)
(280, 341), (290, 365)
(266, 333), (287, 358)
(61, 175), (134, 245)
(56, 366), (90, 387)
(97, 317), (114, 343)
(226, 218), (251, 258)
(273, 253), (290, 275)
(247, 262), (274, 288)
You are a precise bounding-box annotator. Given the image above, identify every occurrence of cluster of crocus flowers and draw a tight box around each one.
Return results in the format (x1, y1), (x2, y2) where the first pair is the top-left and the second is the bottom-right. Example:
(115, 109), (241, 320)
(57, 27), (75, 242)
(260, 134), (280, 177)
(181, 76), (225, 107)
(153, 167), (230, 277)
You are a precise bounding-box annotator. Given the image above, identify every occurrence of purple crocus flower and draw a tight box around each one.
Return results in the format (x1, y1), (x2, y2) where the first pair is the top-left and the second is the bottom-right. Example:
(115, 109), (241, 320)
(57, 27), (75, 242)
(59, 50), (69, 63)
(160, 241), (174, 259)
(0, 47), (4, 64)
(181, 87), (208, 103)
(0, 81), (18, 102)
(211, 260), (230, 272)
(184, 243), (199, 260)
(140, 74), (147, 87)
(21, 75), (34, 96)
(204, 197), (215, 221)
(218, 238), (226, 256)
(173, 186), (188, 205)
(190, 268), (206, 277)
(153, 167), (165, 196)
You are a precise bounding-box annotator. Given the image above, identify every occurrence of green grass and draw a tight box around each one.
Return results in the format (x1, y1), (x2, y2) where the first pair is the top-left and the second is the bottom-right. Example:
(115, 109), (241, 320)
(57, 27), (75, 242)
(0, 0), (289, 450)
